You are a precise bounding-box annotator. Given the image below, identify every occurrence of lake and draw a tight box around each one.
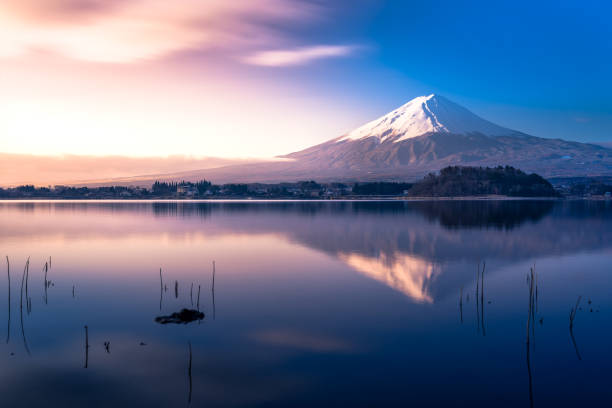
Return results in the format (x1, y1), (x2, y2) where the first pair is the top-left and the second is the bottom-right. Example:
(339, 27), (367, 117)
(0, 200), (611, 407)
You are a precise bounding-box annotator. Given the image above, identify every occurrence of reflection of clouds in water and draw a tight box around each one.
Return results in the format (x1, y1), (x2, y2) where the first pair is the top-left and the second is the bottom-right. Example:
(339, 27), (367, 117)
(339, 252), (438, 303)
(251, 329), (353, 352)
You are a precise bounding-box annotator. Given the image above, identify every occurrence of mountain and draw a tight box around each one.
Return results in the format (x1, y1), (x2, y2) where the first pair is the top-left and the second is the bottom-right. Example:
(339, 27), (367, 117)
(279, 94), (612, 181)
(68, 94), (612, 185)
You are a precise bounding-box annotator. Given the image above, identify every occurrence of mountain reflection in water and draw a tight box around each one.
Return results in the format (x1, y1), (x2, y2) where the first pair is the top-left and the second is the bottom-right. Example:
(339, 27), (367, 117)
(0, 200), (611, 407)
(339, 252), (438, 302)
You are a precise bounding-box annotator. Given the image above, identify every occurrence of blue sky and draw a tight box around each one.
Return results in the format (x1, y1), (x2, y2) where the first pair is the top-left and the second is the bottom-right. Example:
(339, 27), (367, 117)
(283, 0), (612, 143)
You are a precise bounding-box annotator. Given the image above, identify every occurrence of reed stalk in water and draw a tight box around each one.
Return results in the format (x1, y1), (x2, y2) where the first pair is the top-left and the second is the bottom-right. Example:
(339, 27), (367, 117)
(526, 341), (534, 408)
(459, 285), (463, 324)
(480, 262), (485, 336)
(212, 261), (216, 320)
(569, 295), (581, 331)
(475, 262), (480, 331)
(6, 256), (10, 344)
(43, 261), (49, 305)
(187, 341), (193, 404)
(24, 261), (29, 313)
(525, 266), (538, 408)
(526, 267), (537, 345)
(569, 295), (582, 360)
(159, 268), (163, 310)
(27, 262), (32, 315)
(84, 325), (89, 368)
(19, 258), (30, 355)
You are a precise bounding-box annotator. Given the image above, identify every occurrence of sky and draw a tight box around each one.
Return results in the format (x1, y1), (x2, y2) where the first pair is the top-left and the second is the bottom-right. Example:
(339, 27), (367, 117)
(1, 0), (611, 159)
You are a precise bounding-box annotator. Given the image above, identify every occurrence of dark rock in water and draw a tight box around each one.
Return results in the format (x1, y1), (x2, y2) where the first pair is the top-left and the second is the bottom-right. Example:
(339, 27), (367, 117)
(155, 309), (204, 325)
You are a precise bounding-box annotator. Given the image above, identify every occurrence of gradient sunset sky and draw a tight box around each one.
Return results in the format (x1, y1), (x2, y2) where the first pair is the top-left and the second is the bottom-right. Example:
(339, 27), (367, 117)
(1, 0), (610, 158)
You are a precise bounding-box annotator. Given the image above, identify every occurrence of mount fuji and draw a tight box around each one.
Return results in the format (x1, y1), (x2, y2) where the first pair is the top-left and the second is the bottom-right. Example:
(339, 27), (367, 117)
(277, 94), (612, 181)
(89, 94), (612, 185)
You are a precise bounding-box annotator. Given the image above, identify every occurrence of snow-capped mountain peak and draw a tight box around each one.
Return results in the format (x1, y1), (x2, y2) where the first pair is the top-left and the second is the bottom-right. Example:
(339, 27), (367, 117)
(339, 94), (514, 142)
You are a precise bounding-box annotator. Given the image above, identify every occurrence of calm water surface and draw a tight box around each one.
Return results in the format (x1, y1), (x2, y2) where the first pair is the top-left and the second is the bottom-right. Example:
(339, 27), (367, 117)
(0, 200), (611, 407)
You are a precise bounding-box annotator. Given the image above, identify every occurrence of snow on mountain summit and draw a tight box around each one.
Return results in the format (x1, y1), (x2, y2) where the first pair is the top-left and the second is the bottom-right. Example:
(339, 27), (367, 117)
(340, 94), (515, 142)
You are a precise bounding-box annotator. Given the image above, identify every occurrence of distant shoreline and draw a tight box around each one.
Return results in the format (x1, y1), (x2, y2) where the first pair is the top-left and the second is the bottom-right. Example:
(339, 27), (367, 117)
(0, 196), (584, 203)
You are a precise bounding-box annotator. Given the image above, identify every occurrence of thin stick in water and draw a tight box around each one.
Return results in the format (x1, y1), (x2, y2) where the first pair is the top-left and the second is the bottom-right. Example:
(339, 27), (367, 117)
(159, 268), (163, 311)
(84, 325), (89, 368)
(212, 261), (216, 320)
(525, 266), (537, 407)
(25, 260), (30, 314)
(569, 295), (582, 360)
(481, 261), (486, 336)
(187, 341), (193, 404)
(19, 258), (31, 355)
(475, 262), (480, 332)
(43, 261), (49, 305)
(6, 256), (10, 344)
(526, 341), (534, 408)
(459, 285), (463, 324)
(569, 296), (581, 330)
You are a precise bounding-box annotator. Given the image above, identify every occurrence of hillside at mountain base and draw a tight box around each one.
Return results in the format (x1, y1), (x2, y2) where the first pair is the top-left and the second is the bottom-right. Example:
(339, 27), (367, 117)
(406, 166), (559, 197)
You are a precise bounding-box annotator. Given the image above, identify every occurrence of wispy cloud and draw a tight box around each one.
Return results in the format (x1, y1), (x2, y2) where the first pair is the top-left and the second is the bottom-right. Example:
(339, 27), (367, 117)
(242, 45), (356, 67)
(0, 0), (319, 63)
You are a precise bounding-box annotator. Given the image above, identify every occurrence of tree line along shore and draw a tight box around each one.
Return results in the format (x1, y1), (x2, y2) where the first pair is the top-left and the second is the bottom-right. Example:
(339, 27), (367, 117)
(0, 166), (610, 200)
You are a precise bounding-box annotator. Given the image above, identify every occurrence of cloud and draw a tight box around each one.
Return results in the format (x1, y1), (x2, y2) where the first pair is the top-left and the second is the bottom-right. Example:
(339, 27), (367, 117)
(242, 45), (356, 66)
(0, 0), (319, 63)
